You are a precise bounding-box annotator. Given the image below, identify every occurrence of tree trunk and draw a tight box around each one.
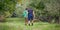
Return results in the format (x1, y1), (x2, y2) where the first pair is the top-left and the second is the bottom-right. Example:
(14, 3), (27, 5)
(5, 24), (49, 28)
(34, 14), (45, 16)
(54, 16), (59, 24)
(0, 15), (5, 22)
(59, 16), (60, 24)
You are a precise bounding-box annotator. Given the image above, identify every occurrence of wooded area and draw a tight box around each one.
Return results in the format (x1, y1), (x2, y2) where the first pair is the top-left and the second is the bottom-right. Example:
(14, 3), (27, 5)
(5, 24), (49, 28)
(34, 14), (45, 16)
(0, 0), (60, 24)
(0, 0), (60, 30)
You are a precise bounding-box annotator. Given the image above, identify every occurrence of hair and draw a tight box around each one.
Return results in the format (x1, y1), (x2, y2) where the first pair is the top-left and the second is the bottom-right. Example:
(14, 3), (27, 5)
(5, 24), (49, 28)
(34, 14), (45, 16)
(26, 8), (28, 10)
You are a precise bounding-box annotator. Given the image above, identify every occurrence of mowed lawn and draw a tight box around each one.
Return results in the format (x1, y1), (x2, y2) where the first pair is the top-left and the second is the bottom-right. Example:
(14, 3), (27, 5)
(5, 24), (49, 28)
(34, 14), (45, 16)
(0, 18), (60, 30)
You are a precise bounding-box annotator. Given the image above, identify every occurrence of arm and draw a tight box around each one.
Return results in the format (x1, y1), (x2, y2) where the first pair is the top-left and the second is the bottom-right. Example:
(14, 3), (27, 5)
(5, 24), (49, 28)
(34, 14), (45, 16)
(33, 11), (35, 18)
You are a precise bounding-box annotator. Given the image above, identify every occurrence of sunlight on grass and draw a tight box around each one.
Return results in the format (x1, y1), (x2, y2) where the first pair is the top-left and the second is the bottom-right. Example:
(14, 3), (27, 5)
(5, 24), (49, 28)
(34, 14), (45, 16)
(0, 18), (60, 30)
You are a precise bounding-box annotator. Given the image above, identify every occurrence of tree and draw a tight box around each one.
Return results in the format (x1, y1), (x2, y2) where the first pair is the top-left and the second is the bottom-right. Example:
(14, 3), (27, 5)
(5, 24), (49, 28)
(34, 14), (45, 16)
(0, 0), (17, 22)
(29, 0), (60, 23)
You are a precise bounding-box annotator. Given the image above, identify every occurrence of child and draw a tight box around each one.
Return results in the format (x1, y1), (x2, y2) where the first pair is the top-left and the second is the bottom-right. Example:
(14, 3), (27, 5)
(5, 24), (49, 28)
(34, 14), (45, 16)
(28, 8), (35, 26)
(23, 8), (28, 25)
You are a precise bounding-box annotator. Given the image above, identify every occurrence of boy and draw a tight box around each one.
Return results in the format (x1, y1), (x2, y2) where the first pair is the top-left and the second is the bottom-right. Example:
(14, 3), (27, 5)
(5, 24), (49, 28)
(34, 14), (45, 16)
(23, 8), (28, 25)
(28, 8), (35, 26)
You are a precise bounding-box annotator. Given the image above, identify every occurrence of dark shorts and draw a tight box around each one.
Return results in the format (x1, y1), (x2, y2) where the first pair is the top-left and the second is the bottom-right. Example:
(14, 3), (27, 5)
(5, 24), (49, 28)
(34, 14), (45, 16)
(28, 15), (33, 21)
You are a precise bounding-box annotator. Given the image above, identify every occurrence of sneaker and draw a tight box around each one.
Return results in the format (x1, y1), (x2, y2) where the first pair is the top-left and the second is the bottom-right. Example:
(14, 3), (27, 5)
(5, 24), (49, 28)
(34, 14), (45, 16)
(32, 23), (33, 26)
(28, 24), (30, 26)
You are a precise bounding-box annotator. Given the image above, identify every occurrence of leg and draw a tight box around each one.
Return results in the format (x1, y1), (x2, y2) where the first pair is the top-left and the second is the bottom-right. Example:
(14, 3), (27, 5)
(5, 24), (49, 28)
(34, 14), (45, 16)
(31, 16), (34, 26)
(28, 16), (31, 26)
(28, 20), (30, 26)
(25, 18), (28, 25)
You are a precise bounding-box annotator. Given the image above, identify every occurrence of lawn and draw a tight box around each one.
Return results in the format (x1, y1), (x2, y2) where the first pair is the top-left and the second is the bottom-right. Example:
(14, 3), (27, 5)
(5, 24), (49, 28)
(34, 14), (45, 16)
(0, 18), (60, 30)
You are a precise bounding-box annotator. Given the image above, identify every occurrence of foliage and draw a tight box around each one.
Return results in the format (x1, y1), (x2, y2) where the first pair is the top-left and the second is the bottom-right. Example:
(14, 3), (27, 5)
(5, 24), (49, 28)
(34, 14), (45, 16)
(29, 0), (60, 23)
(29, 0), (60, 17)
(0, 0), (17, 17)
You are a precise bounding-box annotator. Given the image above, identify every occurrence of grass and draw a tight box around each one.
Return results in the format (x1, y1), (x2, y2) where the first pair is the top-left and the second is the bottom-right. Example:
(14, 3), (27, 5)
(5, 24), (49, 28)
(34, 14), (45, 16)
(0, 18), (60, 30)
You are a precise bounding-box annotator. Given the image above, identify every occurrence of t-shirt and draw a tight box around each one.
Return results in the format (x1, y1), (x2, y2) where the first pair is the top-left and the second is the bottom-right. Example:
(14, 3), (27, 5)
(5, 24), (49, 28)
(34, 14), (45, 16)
(23, 10), (28, 18)
(28, 9), (33, 16)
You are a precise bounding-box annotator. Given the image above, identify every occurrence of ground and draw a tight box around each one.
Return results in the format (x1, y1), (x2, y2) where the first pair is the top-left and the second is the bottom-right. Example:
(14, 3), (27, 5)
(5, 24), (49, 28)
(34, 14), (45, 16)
(0, 18), (60, 30)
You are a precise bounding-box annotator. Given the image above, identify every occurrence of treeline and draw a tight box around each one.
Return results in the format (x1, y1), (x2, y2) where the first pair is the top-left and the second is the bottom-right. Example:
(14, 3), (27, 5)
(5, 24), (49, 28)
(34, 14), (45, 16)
(29, 0), (60, 24)
(0, 0), (17, 22)
(0, 0), (60, 24)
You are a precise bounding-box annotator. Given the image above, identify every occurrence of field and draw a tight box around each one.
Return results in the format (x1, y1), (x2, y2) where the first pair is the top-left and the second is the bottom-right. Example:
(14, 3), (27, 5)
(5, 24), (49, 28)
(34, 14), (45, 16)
(0, 18), (60, 30)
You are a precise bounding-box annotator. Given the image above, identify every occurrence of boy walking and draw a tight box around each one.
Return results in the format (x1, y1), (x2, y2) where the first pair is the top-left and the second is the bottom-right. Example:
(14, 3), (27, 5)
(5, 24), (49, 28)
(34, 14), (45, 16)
(28, 8), (35, 26)
(23, 8), (28, 25)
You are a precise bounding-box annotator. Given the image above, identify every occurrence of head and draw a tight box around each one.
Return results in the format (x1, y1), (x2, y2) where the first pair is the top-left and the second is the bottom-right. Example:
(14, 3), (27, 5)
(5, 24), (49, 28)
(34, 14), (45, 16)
(25, 8), (28, 10)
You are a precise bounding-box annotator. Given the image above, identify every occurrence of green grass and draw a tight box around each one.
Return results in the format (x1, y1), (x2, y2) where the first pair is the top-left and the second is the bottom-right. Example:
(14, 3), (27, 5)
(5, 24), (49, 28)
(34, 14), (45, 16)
(0, 18), (60, 30)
